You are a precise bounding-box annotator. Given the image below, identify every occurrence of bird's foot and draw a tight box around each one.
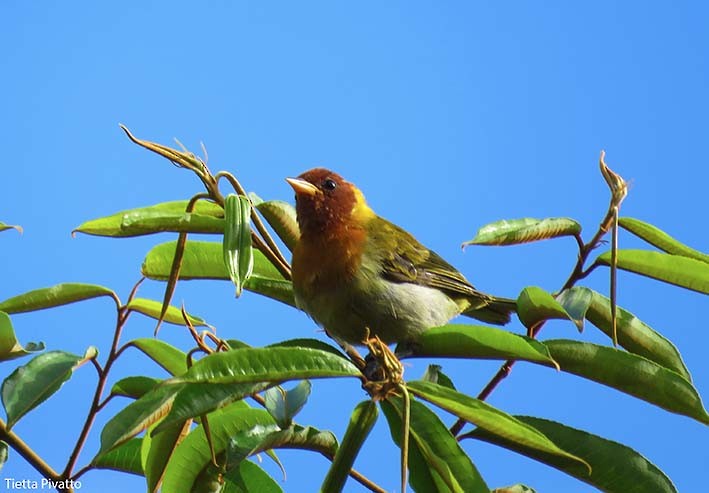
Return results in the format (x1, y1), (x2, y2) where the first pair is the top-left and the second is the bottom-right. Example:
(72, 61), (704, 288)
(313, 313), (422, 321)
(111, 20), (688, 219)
(361, 333), (404, 401)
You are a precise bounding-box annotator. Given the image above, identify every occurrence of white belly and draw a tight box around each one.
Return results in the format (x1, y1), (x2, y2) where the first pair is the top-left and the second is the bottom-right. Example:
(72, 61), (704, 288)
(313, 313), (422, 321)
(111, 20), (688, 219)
(295, 277), (461, 345)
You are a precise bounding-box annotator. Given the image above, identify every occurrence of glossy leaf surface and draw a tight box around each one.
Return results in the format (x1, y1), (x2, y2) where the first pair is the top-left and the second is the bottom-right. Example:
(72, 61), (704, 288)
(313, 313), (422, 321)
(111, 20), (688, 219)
(463, 217), (581, 246)
(125, 298), (208, 327)
(321, 400), (378, 493)
(255, 200), (300, 251)
(595, 249), (709, 294)
(98, 384), (182, 455)
(160, 405), (275, 492)
(517, 286), (578, 331)
(92, 437), (144, 476)
(619, 217), (709, 263)
(2, 347), (97, 429)
(410, 324), (556, 367)
(174, 347), (361, 385)
(546, 339), (709, 424)
(584, 291), (691, 380)
(264, 380), (312, 428)
(142, 240), (295, 306)
(382, 397), (488, 493)
(469, 416), (677, 493)
(407, 381), (589, 470)
(73, 200), (224, 237)
(110, 376), (162, 400)
(0, 312), (44, 362)
(125, 338), (188, 376)
(0, 283), (117, 314)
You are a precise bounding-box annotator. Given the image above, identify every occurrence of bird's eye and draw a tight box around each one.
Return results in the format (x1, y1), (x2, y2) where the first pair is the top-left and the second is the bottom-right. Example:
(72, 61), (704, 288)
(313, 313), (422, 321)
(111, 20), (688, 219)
(322, 178), (337, 191)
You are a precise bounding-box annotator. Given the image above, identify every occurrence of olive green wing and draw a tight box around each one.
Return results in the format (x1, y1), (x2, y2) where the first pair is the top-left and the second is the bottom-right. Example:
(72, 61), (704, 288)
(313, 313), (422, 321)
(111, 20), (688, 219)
(371, 217), (515, 325)
(372, 219), (488, 300)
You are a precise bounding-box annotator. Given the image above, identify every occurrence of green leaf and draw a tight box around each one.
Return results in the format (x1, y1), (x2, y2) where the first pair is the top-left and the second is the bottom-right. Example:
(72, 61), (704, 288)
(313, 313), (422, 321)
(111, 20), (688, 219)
(142, 420), (192, 493)
(0, 223), (22, 234)
(555, 287), (594, 332)
(142, 240), (295, 307)
(0, 311), (44, 362)
(91, 437), (144, 476)
(584, 291), (691, 381)
(546, 339), (709, 424)
(0, 283), (117, 314)
(463, 217), (581, 247)
(381, 401), (447, 492)
(223, 194), (254, 297)
(407, 381), (589, 471)
(2, 347), (97, 429)
(619, 217), (709, 264)
(125, 298), (208, 327)
(382, 397), (488, 493)
(594, 249), (709, 294)
(98, 384), (182, 455)
(409, 324), (557, 368)
(222, 460), (283, 493)
(468, 416), (677, 493)
(228, 423), (337, 466)
(225, 339), (252, 350)
(73, 200), (224, 237)
(0, 441), (8, 473)
(153, 382), (272, 434)
(267, 338), (347, 359)
(110, 376), (162, 400)
(223, 423), (291, 477)
(264, 380), (312, 428)
(174, 347), (361, 385)
(124, 338), (188, 376)
(321, 400), (378, 493)
(254, 200), (300, 251)
(421, 364), (456, 390)
(161, 405), (276, 492)
(517, 286), (578, 331)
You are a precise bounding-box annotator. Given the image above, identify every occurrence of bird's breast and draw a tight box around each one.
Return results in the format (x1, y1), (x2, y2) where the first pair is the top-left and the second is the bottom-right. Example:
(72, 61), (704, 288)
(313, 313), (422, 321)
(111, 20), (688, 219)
(291, 227), (368, 297)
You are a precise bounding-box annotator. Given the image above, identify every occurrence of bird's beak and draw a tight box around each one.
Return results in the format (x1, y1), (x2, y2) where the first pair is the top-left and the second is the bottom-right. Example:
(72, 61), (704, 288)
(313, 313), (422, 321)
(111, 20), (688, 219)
(286, 177), (320, 196)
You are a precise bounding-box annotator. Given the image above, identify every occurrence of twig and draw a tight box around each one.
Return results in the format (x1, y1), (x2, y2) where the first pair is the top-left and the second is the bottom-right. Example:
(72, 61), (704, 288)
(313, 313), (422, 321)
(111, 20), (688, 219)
(450, 152), (628, 438)
(63, 308), (126, 479)
(121, 126), (293, 280)
(0, 419), (62, 482)
(399, 385), (410, 493)
(320, 452), (388, 493)
(62, 279), (144, 481)
(155, 193), (211, 336)
(119, 127), (368, 377)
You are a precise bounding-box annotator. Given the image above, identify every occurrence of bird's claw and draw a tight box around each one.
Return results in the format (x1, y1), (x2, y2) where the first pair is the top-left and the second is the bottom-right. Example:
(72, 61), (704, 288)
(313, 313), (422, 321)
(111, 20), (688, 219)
(361, 331), (404, 401)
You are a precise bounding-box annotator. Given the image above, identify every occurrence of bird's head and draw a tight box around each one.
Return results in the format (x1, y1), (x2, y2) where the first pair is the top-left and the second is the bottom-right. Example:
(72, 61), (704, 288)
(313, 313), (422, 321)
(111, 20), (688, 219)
(286, 168), (374, 237)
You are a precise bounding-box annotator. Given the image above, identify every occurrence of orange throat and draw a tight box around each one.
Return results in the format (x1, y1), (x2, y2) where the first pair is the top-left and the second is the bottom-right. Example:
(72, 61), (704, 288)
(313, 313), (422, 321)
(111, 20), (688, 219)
(292, 224), (367, 294)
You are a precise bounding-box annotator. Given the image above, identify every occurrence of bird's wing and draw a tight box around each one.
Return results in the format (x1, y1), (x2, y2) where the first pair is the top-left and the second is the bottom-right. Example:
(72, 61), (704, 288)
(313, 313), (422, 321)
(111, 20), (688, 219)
(373, 218), (493, 308)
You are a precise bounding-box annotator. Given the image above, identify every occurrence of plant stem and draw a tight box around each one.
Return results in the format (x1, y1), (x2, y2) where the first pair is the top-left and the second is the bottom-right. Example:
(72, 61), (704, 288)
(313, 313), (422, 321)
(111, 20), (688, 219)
(320, 452), (388, 493)
(0, 419), (62, 482)
(450, 163), (626, 438)
(62, 306), (133, 480)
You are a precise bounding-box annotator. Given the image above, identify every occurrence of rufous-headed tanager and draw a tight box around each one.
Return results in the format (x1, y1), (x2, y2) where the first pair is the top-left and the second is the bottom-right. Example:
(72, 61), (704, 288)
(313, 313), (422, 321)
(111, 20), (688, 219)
(287, 168), (515, 346)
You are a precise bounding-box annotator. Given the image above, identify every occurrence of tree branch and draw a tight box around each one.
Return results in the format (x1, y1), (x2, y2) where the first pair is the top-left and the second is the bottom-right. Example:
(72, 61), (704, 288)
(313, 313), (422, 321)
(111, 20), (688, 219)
(0, 419), (61, 482)
(450, 153), (628, 437)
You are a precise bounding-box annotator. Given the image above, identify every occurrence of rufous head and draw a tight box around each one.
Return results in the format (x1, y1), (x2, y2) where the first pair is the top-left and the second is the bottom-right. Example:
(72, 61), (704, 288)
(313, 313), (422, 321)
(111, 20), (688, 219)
(286, 168), (373, 236)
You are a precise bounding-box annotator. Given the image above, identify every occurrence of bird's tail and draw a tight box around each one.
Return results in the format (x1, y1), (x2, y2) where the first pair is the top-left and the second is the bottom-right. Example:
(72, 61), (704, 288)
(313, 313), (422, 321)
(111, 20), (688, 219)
(462, 297), (516, 325)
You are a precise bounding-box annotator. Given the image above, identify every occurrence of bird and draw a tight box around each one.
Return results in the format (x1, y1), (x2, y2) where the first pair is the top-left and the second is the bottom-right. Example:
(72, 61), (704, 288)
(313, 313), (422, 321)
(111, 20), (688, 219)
(286, 168), (515, 347)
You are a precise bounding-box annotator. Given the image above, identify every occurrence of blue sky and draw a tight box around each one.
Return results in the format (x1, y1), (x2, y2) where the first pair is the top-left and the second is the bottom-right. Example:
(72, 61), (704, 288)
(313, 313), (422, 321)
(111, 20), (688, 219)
(2, 2), (707, 492)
